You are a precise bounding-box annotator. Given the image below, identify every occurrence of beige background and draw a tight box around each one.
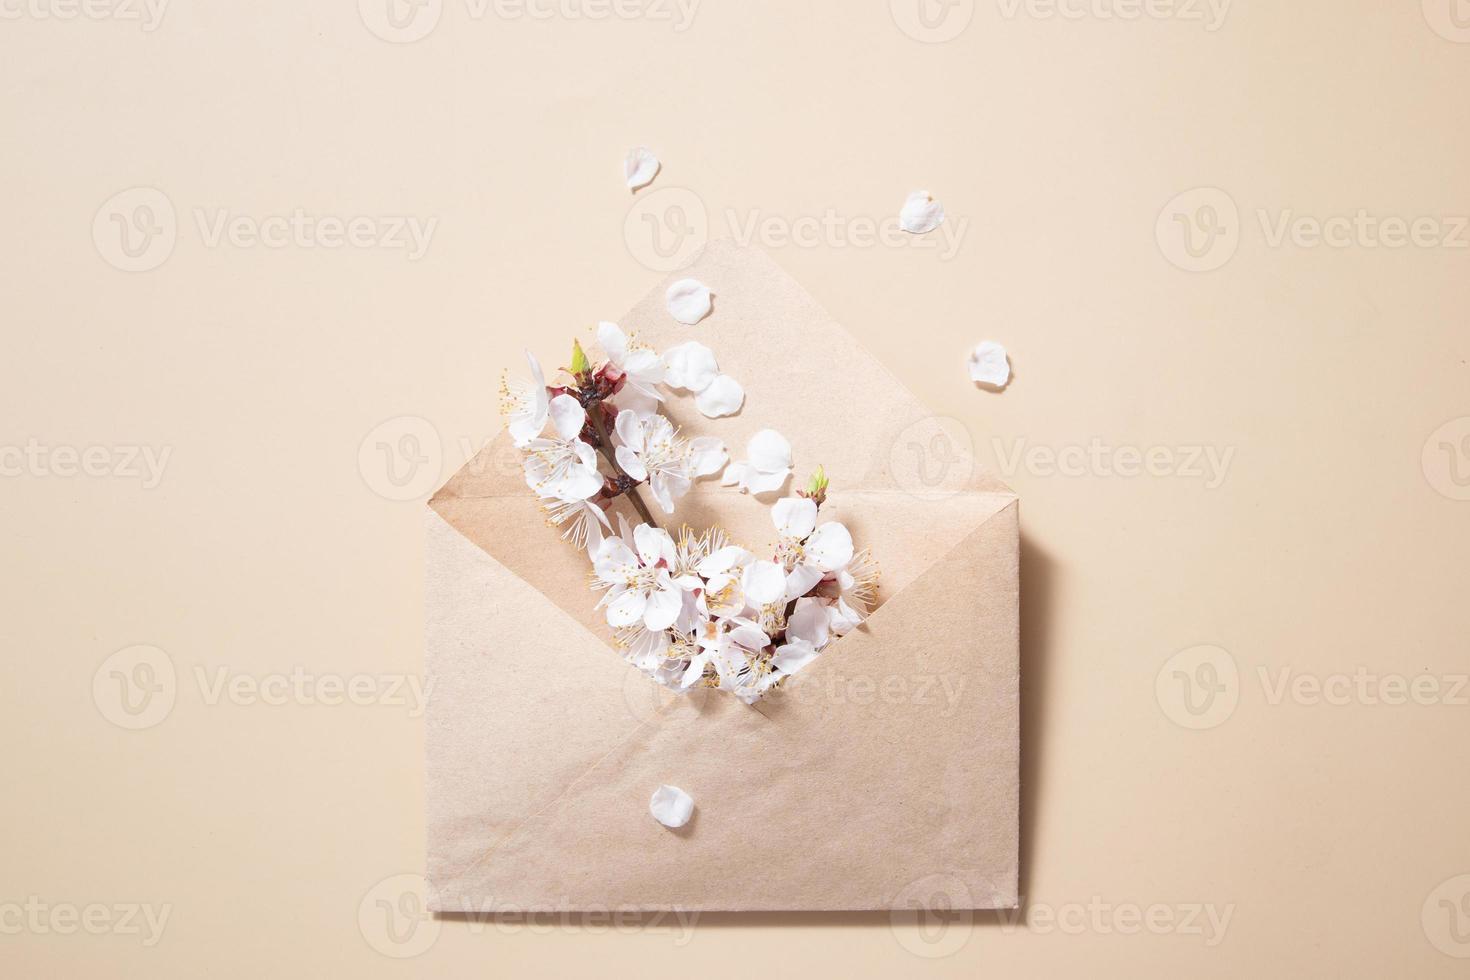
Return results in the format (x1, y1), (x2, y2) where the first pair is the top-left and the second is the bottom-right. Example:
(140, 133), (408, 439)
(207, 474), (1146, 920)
(3, 0), (1468, 976)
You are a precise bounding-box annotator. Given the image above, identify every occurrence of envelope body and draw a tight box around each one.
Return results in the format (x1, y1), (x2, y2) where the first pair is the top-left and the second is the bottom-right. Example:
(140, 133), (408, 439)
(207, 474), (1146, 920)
(425, 242), (1019, 912)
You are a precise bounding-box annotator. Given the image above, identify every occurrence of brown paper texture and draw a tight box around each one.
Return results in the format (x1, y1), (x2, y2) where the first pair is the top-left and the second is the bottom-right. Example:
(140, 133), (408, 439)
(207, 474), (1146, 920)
(425, 241), (1019, 912)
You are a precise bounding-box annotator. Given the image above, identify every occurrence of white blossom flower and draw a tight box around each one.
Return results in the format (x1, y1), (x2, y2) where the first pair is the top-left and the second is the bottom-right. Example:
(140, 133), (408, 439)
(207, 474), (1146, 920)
(543, 495), (610, 552)
(597, 321), (665, 402)
(968, 340), (1010, 388)
(499, 350), (550, 447)
(666, 278), (712, 325)
(770, 496), (855, 602)
(624, 146), (659, 191)
(682, 615), (769, 694)
(612, 410), (726, 514)
(899, 190), (945, 234)
(592, 525), (683, 631)
(522, 394), (603, 502)
(820, 548), (880, 636)
(720, 428), (792, 496)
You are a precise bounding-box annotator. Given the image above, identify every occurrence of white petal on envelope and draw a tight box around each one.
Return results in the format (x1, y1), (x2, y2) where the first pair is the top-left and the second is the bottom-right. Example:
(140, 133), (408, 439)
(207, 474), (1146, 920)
(624, 146), (659, 190)
(719, 461), (747, 487)
(968, 340), (1011, 388)
(688, 436), (728, 477)
(899, 190), (945, 234)
(649, 784), (693, 829)
(744, 467), (791, 496)
(804, 522), (854, 571)
(666, 278), (713, 325)
(742, 560), (787, 606)
(745, 429), (792, 473)
(662, 341), (719, 392)
(694, 374), (744, 418)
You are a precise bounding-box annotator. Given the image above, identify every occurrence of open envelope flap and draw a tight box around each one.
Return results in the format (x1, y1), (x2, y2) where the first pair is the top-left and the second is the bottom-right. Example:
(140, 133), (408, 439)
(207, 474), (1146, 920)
(428, 499), (1019, 913)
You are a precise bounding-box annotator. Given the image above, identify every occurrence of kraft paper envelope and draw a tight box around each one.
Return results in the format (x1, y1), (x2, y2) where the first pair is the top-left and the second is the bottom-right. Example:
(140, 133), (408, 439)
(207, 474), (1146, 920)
(426, 240), (1019, 912)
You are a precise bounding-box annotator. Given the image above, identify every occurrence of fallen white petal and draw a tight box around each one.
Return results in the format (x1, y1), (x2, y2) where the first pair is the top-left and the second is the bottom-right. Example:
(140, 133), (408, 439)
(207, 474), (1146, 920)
(745, 429), (792, 473)
(662, 341), (719, 392)
(666, 278), (712, 325)
(688, 436), (728, 477)
(649, 784), (694, 828)
(968, 340), (1011, 388)
(900, 190), (945, 234)
(744, 466), (791, 496)
(624, 146), (659, 190)
(694, 374), (744, 417)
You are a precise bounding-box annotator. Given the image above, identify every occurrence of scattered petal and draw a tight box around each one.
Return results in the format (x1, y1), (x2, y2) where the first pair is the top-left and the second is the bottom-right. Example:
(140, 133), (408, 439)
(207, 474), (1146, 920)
(625, 147), (659, 191)
(900, 190), (945, 234)
(649, 784), (694, 828)
(666, 278), (712, 325)
(688, 436), (728, 477)
(968, 341), (1011, 389)
(663, 341), (719, 392)
(695, 374), (744, 417)
(746, 429), (792, 473)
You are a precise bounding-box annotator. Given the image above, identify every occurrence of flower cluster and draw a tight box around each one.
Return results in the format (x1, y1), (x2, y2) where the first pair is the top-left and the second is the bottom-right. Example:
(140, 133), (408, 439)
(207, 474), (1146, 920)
(502, 325), (878, 703)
